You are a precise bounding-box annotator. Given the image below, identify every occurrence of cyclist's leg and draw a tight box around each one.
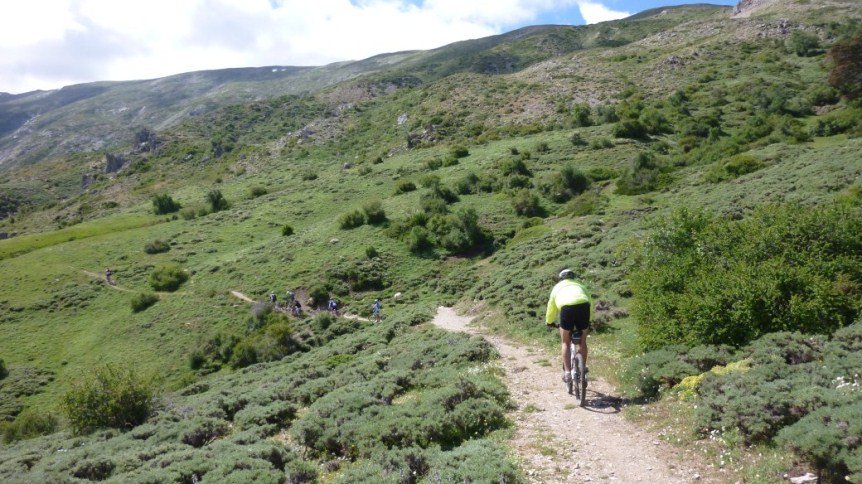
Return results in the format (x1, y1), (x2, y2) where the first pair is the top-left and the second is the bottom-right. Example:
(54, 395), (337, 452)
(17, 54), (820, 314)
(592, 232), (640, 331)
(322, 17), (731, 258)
(559, 327), (572, 374)
(579, 328), (590, 368)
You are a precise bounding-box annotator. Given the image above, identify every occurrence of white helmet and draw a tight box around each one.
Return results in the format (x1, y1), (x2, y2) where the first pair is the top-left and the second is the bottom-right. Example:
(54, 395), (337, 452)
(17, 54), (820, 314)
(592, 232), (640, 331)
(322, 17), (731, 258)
(558, 268), (575, 280)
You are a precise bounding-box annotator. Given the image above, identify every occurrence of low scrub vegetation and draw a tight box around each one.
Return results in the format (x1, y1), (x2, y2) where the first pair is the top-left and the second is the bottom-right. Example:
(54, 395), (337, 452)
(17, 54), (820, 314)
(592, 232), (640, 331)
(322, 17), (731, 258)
(143, 239), (170, 254)
(130, 292), (159, 313)
(151, 194), (181, 215)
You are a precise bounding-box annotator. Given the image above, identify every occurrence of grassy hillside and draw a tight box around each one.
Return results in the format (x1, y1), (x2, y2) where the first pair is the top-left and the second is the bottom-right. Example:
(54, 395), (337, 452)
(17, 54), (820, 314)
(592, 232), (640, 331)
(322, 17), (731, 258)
(1, 0), (862, 481)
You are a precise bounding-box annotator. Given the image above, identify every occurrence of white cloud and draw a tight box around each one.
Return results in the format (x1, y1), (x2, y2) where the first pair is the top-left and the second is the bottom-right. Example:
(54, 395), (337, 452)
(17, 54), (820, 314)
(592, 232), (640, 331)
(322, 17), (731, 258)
(576, 0), (630, 24)
(0, 0), (627, 93)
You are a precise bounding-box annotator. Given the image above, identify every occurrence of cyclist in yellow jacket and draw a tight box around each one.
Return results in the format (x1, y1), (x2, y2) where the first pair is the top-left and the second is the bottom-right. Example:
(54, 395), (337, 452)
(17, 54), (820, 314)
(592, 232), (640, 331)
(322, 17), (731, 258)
(546, 269), (592, 383)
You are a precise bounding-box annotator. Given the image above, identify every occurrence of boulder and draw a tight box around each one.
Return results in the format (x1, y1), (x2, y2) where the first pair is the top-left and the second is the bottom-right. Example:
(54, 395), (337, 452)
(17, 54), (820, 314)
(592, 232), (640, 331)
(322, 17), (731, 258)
(103, 153), (128, 173)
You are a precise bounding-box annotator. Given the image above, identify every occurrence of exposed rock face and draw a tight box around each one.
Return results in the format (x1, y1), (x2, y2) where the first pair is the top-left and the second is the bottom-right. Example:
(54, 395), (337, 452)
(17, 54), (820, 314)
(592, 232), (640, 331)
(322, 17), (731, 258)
(133, 128), (160, 153)
(733, 0), (777, 17)
(103, 153), (127, 173)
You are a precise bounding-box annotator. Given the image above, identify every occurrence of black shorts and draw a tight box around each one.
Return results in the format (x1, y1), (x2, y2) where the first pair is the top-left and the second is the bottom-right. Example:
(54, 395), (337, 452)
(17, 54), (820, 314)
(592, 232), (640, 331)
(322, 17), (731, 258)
(559, 303), (590, 332)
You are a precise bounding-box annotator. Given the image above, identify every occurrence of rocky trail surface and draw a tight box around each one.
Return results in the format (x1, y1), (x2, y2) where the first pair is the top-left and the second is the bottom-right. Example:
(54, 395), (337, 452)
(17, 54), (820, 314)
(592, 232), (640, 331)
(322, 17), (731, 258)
(431, 306), (711, 483)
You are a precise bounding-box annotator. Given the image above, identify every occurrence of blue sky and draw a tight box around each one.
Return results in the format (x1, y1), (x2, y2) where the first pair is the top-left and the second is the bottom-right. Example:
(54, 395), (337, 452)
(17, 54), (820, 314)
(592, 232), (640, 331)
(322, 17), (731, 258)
(533, 0), (737, 25)
(0, 0), (741, 93)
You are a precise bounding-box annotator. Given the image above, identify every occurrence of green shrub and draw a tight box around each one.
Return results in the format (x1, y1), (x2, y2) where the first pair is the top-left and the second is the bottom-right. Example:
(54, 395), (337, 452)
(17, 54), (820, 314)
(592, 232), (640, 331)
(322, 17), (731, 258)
(587, 167), (618, 181)
(394, 180), (416, 194)
(449, 145), (469, 158)
(589, 138), (614, 150)
(130, 292), (159, 313)
(455, 173), (480, 195)
(564, 191), (603, 216)
(249, 186), (267, 198)
(301, 171), (318, 181)
(511, 190), (543, 217)
(613, 119), (648, 139)
(281, 224), (294, 236)
(206, 190), (229, 212)
(570, 132), (587, 146)
(704, 154), (765, 183)
(179, 206), (198, 220)
(1, 410), (58, 443)
(143, 239), (170, 254)
(61, 364), (154, 433)
(540, 166), (590, 203)
(497, 158), (530, 177)
(407, 226), (433, 253)
(339, 209), (366, 229)
(148, 264), (189, 292)
(308, 284), (329, 308)
(424, 158), (443, 170)
(534, 141), (550, 153)
(631, 204), (862, 349)
(615, 152), (669, 195)
(828, 29), (862, 100)
(571, 104), (592, 127)
(151, 194), (181, 215)
(0, 358), (6, 380)
(786, 30), (821, 57)
(365, 246), (379, 259)
(777, 403), (862, 482)
(362, 201), (387, 225)
(427, 440), (519, 483)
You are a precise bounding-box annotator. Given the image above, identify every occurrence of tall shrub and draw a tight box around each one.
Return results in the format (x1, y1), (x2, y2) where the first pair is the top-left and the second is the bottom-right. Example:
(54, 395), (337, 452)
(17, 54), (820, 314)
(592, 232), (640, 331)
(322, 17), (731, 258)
(61, 365), (154, 433)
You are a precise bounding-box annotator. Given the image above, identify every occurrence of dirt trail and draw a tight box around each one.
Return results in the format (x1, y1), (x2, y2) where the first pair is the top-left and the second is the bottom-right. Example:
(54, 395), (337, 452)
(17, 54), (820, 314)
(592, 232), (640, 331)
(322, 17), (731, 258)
(81, 270), (132, 292)
(229, 290), (370, 321)
(431, 306), (708, 483)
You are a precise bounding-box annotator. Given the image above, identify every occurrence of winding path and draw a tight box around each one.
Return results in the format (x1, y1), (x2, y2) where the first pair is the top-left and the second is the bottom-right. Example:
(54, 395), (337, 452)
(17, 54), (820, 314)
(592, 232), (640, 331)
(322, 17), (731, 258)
(431, 306), (709, 483)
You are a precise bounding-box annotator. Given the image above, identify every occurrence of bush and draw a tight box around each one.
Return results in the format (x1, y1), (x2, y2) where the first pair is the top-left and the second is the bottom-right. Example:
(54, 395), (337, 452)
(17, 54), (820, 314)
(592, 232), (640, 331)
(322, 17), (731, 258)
(631, 203), (862, 349)
(589, 138), (614, 150)
(704, 154), (764, 183)
(61, 364), (154, 433)
(455, 173), (480, 195)
(540, 165), (591, 203)
(143, 239), (170, 254)
(281, 224), (294, 236)
(615, 152), (669, 195)
(613, 119), (648, 139)
(564, 191), (603, 216)
(0, 358), (6, 380)
(449, 145), (469, 158)
(787, 30), (821, 57)
(777, 403), (862, 482)
(424, 158), (443, 171)
(570, 132), (587, 146)
(151, 194), (181, 215)
(828, 28), (862, 100)
(407, 226), (433, 253)
(206, 190), (229, 212)
(511, 190), (543, 217)
(362, 201), (387, 225)
(148, 264), (189, 292)
(339, 209), (366, 229)
(1, 410), (58, 443)
(394, 180), (416, 194)
(587, 167), (618, 181)
(301, 171), (318, 181)
(249, 186), (267, 198)
(308, 285), (329, 308)
(365, 246), (379, 259)
(130, 292), (159, 313)
(180, 207), (198, 220)
(571, 104), (592, 127)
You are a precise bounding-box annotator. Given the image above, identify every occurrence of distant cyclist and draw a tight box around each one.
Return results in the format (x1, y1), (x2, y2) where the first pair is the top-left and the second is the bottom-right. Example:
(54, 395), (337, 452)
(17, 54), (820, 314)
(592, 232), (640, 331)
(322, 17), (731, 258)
(291, 300), (302, 317)
(269, 291), (278, 307)
(105, 268), (114, 285)
(327, 297), (339, 316)
(545, 269), (592, 384)
(371, 298), (382, 323)
(285, 288), (295, 304)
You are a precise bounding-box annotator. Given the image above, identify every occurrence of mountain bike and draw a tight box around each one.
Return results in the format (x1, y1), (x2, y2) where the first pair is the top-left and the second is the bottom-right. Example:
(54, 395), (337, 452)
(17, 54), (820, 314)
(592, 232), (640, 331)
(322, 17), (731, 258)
(555, 323), (588, 405)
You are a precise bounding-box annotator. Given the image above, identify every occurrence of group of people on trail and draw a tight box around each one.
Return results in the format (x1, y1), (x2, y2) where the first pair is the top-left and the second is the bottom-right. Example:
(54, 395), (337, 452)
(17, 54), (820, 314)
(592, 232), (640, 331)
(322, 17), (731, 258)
(545, 268), (592, 385)
(269, 288), (382, 322)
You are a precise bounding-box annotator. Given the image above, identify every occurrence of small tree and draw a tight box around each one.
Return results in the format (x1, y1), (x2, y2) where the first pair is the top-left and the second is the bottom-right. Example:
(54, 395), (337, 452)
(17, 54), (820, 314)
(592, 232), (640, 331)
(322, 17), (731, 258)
(206, 190), (229, 212)
(512, 190), (543, 217)
(151, 194), (181, 215)
(61, 364), (154, 433)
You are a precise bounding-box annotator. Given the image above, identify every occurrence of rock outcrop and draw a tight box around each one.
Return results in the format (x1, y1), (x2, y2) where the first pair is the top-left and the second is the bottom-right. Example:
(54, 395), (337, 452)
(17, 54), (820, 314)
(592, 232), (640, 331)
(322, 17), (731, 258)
(103, 153), (128, 174)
